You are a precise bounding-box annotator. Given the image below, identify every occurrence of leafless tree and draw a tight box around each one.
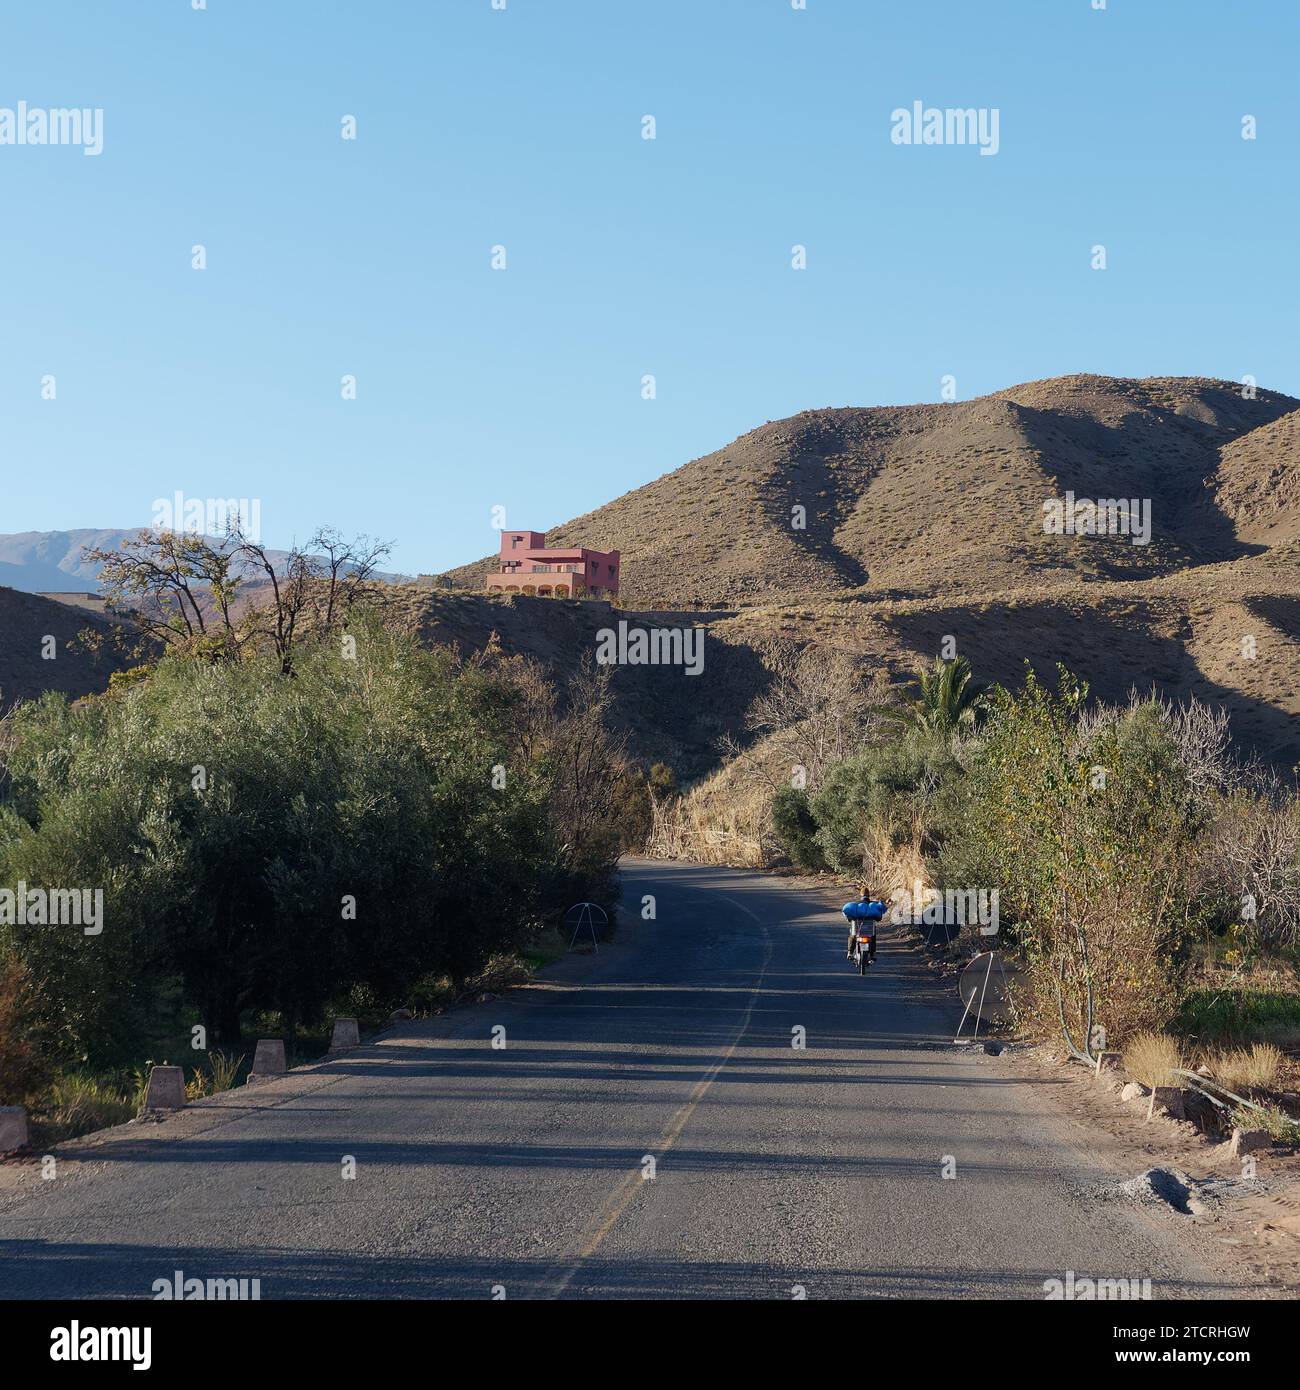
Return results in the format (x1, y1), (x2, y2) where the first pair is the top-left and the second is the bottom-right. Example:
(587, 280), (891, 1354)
(745, 640), (890, 790)
(1073, 688), (1237, 795)
(232, 526), (392, 674)
(81, 525), (392, 674)
(1201, 794), (1300, 948)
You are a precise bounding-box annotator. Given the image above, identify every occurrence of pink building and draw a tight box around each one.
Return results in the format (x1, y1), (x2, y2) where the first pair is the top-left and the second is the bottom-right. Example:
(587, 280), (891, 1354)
(486, 530), (621, 600)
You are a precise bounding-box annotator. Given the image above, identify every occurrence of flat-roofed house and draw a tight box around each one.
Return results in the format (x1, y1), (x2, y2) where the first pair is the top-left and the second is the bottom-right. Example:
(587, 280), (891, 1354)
(486, 530), (620, 600)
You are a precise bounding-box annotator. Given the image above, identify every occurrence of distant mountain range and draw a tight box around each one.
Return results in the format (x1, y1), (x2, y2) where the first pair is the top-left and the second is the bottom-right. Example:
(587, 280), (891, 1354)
(0, 529), (131, 593)
(0, 529), (408, 595)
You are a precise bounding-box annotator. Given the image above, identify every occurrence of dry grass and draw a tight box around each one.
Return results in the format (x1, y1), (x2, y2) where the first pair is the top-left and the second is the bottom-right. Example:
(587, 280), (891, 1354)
(1207, 1043), (1283, 1094)
(184, 1050), (245, 1101)
(1123, 1031), (1184, 1089)
(35, 1073), (135, 1143)
(645, 763), (773, 867)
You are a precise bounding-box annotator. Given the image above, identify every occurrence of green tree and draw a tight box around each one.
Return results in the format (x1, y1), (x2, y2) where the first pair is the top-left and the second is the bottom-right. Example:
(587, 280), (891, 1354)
(771, 787), (825, 871)
(0, 620), (613, 1059)
(889, 655), (987, 740)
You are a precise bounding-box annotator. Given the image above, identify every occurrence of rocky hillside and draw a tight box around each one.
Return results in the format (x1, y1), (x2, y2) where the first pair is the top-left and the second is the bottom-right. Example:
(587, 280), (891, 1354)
(444, 375), (1300, 609)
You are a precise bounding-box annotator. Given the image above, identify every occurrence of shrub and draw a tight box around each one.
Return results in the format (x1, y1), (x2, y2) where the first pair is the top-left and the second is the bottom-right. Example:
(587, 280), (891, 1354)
(940, 669), (1208, 1046)
(771, 787), (825, 870)
(811, 737), (955, 874)
(0, 956), (55, 1107)
(1230, 1102), (1300, 1145)
(1123, 1031), (1183, 1089)
(1208, 1043), (1282, 1094)
(0, 619), (619, 1066)
(1197, 792), (1300, 949)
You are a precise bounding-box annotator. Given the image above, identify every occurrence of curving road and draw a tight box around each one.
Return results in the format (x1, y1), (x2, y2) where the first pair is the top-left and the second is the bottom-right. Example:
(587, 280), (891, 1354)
(0, 859), (1246, 1299)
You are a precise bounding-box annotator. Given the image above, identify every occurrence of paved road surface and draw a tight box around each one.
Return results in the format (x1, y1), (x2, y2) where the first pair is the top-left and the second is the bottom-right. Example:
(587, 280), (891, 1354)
(0, 860), (1244, 1299)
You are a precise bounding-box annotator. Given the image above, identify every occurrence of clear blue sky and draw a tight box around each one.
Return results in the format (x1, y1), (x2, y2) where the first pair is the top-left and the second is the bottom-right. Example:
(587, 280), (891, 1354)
(2, 0), (1296, 575)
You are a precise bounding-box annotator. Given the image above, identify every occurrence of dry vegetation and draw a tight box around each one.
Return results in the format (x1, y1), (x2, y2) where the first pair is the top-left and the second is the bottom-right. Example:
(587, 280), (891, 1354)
(1123, 1032), (1184, 1090)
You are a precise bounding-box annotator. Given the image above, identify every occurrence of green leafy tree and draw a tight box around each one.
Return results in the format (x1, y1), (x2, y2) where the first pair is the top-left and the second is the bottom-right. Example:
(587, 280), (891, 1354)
(771, 787), (825, 871)
(939, 666), (1209, 1045)
(0, 619), (615, 1060)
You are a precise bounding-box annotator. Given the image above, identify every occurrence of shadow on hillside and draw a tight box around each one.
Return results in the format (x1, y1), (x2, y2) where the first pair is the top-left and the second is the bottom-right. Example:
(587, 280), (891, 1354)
(757, 424), (870, 588)
(883, 599), (1299, 765)
(1014, 401), (1271, 571)
(413, 592), (776, 780)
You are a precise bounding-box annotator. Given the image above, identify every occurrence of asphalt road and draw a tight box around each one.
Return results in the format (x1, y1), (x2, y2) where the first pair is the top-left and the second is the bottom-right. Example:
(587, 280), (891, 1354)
(0, 859), (1246, 1300)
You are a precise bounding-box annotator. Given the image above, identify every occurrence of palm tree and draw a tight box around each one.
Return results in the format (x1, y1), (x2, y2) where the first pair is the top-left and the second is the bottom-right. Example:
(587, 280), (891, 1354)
(890, 655), (987, 738)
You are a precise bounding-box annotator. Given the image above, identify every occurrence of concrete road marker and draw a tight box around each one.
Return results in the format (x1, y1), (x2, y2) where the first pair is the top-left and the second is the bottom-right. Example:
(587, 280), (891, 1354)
(143, 1065), (186, 1111)
(0, 1106), (30, 1150)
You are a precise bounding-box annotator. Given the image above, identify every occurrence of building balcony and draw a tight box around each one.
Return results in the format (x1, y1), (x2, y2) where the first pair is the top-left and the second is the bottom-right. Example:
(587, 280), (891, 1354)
(486, 570), (615, 599)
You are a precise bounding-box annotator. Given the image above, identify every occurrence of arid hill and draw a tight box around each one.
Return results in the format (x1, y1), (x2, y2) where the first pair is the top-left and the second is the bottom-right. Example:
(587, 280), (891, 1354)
(433, 374), (1300, 771)
(6, 375), (1299, 774)
(444, 374), (1299, 608)
(0, 587), (141, 713)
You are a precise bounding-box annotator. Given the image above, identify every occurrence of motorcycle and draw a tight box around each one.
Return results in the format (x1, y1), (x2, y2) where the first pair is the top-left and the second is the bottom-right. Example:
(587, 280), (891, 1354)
(851, 930), (876, 975)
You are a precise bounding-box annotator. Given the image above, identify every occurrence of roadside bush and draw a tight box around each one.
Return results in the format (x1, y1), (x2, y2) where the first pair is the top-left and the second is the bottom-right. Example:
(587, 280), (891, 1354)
(0, 955), (55, 1107)
(939, 669), (1208, 1046)
(0, 619), (620, 1065)
(810, 737), (956, 874)
(771, 787), (825, 870)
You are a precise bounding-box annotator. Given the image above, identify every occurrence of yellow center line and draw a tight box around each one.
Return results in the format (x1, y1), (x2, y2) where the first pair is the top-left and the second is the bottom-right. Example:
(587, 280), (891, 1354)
(549, 913), (773, 1297)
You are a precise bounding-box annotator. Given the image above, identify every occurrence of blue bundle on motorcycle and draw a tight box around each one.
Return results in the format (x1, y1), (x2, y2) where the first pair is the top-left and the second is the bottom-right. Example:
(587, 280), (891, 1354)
(842, 899), (886, 921)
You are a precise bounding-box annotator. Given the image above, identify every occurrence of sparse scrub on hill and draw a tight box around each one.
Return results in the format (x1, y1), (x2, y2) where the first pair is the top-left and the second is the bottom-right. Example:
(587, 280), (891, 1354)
(745, 641), (889, 788)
